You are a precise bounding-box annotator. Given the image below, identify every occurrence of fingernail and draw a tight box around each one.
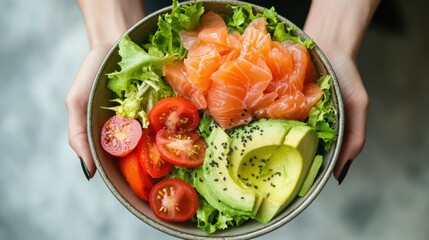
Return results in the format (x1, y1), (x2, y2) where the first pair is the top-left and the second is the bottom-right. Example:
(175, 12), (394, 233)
(338, 160), (352, 185)
(80, 157), (91, 181)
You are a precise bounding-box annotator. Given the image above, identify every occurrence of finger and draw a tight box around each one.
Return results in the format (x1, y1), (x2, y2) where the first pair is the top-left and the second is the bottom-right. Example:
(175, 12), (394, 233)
(67, 95), (96, 179)
(333, 68), (370, 182)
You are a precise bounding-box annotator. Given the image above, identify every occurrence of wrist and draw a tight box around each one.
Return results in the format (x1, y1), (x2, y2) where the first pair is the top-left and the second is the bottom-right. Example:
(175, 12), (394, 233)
(304, 0), (380, 59)
(78, 0), (144, 48)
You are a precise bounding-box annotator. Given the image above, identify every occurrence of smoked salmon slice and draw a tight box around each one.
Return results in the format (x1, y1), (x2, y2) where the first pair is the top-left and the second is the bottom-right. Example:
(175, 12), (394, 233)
(163, 61), (207, 109)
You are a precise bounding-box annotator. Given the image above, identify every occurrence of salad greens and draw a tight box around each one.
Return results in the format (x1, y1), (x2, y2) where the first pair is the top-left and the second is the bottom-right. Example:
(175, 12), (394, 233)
(105, 35), (176, 127)
(224, 5), (314, 48)
(148, 0), (204, 59)
(307, 75), (337, 151)
(196, 197), (247, 234)
(105, 0), (338, 234)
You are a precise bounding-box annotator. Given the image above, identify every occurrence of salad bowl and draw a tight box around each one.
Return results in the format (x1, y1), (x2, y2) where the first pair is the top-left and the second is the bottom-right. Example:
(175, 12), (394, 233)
(87, 0), (344, 239)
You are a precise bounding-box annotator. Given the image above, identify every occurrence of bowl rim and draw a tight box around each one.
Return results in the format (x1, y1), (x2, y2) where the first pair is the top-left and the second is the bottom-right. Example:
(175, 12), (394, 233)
(87, 1), (344, 239)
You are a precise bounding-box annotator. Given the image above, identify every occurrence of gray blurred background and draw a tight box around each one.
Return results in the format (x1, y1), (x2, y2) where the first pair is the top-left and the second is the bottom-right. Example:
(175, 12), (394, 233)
(1, 0), (428, 239)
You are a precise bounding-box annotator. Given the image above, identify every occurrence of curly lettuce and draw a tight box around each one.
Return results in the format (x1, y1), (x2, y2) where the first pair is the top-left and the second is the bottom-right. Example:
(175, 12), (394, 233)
(224, 5), (314, 48)
(195, 197), (247, 234)
(105, 35), (176, 127)
(308, 75), (337, 152)
(148, 0), (204, 59)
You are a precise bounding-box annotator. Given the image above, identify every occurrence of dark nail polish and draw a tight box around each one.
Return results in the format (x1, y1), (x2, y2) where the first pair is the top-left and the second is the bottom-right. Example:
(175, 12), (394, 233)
(80, 157), (91, 181)
(338, 160), (352, 185)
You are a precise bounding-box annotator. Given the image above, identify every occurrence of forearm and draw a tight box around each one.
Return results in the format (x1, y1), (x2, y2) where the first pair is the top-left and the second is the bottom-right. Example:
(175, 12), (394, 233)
(304, 0), (380, 58)
(78, 0), (145, 48)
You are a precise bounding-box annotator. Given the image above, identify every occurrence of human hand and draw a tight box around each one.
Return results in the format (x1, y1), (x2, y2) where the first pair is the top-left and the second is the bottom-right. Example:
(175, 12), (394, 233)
(68, 0), (144, 180)
(66, 45), (112, 179)
(304, 0), (379, 184)
(320, 48), (369, 183)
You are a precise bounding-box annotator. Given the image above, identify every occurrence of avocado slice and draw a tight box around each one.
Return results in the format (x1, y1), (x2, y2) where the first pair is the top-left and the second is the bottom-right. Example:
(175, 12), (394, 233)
(253, 125), (318, 223)
(229, 119), (305, 177)
(299, 155), (323, 197)
(193, 167), (254, 217)
(228, 119), (318, 223)
(200, 125), (259, 213)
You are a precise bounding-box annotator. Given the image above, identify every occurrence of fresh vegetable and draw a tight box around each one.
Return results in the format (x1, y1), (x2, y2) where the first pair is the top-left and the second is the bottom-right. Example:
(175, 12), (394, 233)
(195, 197), (247, 234)
(100, 115), (142, 157)
(155, 129), (206, 168)
(119, 147), (156, 201)
(148, 0), (204, 59)
(105, 35), (176, 128)
(299, 155), (324, 197)
(307, 75), (337, 151)
(138, 128), (173, 178)
(148, 97), (199, 133)
(224, 4), (314, 48)
(149, 178), (198, 222)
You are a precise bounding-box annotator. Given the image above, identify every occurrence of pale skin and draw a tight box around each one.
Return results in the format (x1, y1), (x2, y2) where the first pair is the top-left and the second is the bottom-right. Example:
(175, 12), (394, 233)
(66, 0), (380, 182)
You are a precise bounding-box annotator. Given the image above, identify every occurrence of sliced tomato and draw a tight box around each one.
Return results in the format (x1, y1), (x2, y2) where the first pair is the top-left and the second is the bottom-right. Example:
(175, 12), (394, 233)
(138, 128), (173, 178)
(148, 97), (199, 133)
(149, 178), (198, 222)
(119, 148), (155, 201)
(101, 115), (142, 157)
(155, 129), (206, 168)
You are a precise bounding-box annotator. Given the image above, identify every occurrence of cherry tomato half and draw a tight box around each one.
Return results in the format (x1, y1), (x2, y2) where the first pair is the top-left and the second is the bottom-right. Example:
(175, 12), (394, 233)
(155, 129), (206, 168)
(119, 148), (156, 201)
(101, 115), (142, 157)
(148, 97), (199, 133)
(138, 128), (173, 179)
(149, 178), (198, 222)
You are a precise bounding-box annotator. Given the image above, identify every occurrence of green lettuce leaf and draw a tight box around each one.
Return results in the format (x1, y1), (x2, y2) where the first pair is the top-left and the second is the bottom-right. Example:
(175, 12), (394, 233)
(224, 5), (313, 48)
(107, 35), (176, 98)
(273, 23), (314, 48)
(195, 197), (247, 234)
(148, 0), (204, 59)
(105, 35), (176, 127)
(165, 166), (194, 184)
(308, 75), (337, 152)
(197, 114), (217, 140)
